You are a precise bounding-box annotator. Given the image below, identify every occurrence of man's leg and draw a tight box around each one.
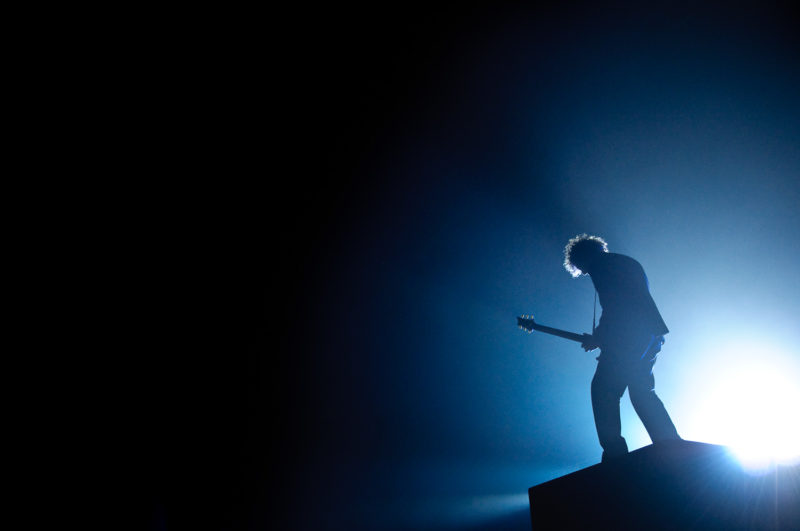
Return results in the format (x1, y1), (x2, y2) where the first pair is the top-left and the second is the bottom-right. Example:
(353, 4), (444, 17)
(628, 355), (680, 443)
(591, 356), (629, 461)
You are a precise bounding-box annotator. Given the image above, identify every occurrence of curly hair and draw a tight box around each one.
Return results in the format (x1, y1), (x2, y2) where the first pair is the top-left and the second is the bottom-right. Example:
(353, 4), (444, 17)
(564, 234), (608, 277)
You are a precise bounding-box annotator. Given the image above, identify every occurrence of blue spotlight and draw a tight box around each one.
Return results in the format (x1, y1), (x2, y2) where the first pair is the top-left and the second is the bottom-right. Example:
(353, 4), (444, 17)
(684, 351), (800, 472)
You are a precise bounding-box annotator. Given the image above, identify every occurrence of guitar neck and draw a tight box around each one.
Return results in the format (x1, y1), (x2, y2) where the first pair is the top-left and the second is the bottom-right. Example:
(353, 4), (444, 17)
(531, 323), (587, 343)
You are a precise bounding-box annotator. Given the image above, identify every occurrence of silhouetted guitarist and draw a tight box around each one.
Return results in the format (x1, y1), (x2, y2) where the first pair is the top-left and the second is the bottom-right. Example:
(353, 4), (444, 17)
(564, 234), (681, 462)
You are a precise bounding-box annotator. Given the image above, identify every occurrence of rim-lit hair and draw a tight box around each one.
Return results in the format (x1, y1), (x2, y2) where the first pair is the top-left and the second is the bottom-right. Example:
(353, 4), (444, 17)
(564, 234), (608, 277)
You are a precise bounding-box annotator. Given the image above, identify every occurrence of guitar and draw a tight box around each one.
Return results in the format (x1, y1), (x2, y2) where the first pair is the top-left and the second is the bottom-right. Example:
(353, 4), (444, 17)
(517, 314), (594, 345)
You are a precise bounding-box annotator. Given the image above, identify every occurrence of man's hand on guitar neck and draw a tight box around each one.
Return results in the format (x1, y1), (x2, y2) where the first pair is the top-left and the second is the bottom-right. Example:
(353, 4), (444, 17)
(581, 334), (600, 352)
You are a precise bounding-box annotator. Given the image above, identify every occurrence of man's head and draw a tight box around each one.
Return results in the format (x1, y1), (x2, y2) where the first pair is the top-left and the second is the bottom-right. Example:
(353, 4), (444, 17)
(564, 234), (608, 277)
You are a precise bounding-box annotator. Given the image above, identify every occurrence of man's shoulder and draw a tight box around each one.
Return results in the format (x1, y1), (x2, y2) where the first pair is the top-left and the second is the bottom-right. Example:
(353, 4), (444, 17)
(598, 253), (645, 276)
(602, 252), (641, 267)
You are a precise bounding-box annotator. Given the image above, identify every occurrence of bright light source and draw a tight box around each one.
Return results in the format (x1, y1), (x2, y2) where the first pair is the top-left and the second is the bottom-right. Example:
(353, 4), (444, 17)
(686, 359), (800, 472)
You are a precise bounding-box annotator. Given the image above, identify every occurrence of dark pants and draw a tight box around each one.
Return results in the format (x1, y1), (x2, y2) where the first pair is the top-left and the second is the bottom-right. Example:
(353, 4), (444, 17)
(591, 335), (680, 462)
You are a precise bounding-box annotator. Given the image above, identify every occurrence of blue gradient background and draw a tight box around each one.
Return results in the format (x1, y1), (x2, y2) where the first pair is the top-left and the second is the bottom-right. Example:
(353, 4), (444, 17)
(274, 4), (800, 529)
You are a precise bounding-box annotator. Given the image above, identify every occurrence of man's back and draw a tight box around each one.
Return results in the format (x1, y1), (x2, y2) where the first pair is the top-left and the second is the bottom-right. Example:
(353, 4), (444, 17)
(589, 252), (669, 346)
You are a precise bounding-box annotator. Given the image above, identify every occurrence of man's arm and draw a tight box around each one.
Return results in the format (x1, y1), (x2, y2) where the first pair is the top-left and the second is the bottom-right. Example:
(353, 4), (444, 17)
(581, 332), (601, 352)
(581, 318), (607, 352)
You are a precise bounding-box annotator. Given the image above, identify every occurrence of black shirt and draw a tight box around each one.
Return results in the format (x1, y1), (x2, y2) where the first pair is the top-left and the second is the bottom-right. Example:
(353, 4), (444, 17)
(589, 253), (669, 348)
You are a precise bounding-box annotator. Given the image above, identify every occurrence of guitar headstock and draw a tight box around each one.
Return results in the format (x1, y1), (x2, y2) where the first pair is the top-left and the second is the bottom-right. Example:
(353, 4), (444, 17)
(517, 314), (536, 333)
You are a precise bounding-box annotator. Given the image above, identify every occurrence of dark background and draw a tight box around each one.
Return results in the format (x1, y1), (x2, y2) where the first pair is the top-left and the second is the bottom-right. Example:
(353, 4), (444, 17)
(143, 3), (800, 530)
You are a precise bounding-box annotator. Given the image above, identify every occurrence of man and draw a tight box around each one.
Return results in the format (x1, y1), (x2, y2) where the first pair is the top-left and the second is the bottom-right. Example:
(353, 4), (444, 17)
(564, 234), (680, 462)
